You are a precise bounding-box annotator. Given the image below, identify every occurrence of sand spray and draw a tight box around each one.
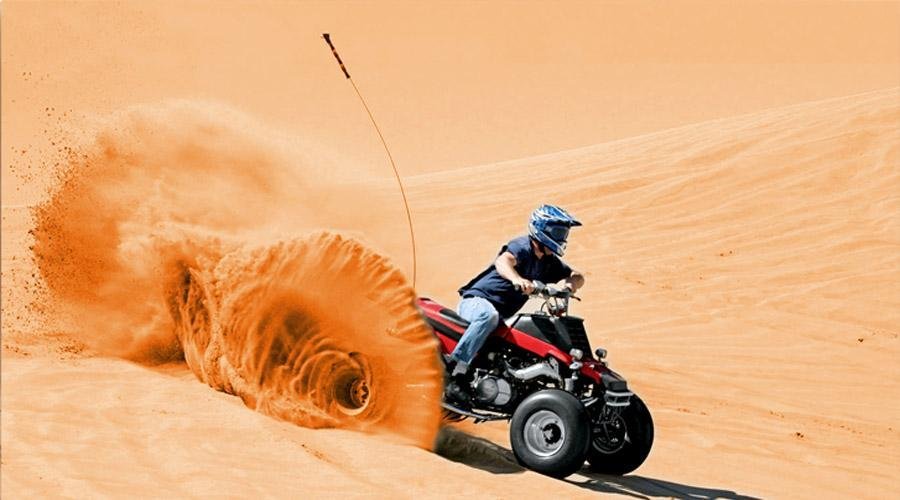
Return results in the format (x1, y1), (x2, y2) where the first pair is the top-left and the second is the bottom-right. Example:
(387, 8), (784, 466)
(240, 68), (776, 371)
(31, 102), (442, 447)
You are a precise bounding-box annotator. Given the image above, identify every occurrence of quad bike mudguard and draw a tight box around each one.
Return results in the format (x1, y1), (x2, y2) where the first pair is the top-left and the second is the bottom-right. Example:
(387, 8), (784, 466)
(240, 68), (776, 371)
(418, 297), (606, 385)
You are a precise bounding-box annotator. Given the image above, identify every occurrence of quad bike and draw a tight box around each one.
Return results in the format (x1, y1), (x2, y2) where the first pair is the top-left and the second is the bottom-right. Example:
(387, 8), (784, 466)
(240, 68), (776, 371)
(417, 283), (653, 478)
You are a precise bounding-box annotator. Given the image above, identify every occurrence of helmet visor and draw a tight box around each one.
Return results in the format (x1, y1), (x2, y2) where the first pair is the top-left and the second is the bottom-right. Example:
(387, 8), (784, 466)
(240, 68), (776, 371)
(545, 224), (570, 243)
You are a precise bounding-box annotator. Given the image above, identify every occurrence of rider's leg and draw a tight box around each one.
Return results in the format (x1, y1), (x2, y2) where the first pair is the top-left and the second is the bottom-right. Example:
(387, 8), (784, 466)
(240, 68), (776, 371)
(449, 297), (500, 376)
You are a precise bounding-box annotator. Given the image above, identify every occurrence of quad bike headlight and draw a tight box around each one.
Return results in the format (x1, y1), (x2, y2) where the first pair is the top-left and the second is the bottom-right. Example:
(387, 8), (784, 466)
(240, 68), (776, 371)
(569, 348), (583, 360)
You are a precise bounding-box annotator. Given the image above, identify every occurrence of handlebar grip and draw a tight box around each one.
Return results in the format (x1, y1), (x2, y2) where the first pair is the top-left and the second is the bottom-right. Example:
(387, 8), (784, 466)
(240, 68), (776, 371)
(514, 281), (542, 295)
(513, 280), (560, 297)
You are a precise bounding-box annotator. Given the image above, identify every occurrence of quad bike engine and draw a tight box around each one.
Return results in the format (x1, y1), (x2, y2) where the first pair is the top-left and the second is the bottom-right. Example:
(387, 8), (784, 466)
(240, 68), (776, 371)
(473, 373), (514, 406)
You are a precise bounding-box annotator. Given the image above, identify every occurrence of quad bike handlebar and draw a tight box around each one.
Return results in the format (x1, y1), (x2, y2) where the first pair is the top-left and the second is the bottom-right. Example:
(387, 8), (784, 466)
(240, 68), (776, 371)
(515, 280), (580, 316)
(515, 280), (579, 300)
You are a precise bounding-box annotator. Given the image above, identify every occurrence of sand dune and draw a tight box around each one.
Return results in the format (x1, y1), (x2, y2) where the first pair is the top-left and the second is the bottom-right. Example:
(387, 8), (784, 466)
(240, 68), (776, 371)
(3, 89), (898, 498)
(408, 88), (900, 498)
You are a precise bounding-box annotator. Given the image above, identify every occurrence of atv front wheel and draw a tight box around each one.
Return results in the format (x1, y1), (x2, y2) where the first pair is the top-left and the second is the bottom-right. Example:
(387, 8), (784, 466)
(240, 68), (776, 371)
(587, 393), (654, 475)
(509, 389), (591, 478)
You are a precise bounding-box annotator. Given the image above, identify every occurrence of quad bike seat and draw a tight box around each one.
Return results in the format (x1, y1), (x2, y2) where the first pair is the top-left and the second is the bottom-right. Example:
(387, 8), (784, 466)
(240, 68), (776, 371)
(438, 308), (470, 329)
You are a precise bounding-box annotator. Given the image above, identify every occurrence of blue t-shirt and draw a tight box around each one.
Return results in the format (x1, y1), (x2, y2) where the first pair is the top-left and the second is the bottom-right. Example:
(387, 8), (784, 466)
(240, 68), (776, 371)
(458, 235), (573, 318)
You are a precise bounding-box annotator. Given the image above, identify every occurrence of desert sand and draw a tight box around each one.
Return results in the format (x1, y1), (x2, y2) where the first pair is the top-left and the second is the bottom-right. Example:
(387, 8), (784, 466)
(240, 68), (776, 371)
(3, 2), (899, 499)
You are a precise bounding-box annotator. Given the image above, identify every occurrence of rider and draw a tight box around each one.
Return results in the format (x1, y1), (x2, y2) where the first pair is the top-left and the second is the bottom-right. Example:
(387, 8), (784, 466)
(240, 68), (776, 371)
(447, 204), (585, 403)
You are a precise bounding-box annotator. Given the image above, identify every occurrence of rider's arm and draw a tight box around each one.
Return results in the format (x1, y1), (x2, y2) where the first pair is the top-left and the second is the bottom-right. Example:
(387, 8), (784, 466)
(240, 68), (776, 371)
(495, 252), (534, 293)
(557, 270), (585, 292)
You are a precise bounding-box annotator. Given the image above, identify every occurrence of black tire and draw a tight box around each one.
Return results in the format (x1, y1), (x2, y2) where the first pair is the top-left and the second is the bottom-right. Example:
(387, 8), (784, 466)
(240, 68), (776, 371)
(509, 389), (591, 478)
(587, 393), (654, 475)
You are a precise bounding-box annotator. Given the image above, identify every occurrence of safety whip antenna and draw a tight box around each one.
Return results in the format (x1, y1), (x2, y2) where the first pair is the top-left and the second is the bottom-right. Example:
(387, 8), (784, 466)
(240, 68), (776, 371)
(322, 33), (418, 288)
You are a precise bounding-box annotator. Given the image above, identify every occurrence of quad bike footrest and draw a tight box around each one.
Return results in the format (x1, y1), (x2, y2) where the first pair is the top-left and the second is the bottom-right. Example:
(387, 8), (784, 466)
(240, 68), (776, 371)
(441, 402), (510, 422)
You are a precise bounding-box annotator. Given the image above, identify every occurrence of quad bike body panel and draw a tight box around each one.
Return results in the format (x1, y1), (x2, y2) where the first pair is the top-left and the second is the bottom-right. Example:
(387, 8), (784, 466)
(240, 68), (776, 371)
(417, 297), (603, 383)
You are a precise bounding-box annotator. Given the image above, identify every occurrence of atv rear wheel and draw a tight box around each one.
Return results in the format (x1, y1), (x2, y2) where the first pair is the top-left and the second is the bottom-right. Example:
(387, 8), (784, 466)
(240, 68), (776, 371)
(331, 352), (372, 416)
(509, 389), (591, 478)
(587, 393), (654, 475)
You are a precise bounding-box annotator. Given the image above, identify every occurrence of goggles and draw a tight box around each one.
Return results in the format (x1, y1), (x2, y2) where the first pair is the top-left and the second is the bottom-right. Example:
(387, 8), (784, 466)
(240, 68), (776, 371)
(545, 224), (570, 242)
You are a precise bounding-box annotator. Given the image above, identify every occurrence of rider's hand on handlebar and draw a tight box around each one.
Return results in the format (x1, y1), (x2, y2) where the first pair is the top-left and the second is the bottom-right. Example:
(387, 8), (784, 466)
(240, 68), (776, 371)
(512, 278), (535, 295)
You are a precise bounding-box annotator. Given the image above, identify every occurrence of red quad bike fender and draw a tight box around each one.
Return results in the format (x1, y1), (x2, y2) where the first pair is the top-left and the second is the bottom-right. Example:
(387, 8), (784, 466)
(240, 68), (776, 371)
(417, 297), (603, 384)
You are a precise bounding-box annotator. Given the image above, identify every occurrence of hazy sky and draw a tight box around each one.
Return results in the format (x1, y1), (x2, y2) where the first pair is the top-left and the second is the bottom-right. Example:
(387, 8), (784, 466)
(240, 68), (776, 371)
(3, 0), (898, 202)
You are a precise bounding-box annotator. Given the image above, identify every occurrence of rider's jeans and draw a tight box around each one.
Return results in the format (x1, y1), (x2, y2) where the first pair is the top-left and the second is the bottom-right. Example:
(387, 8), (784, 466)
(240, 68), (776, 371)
(449, 296), (500, 374)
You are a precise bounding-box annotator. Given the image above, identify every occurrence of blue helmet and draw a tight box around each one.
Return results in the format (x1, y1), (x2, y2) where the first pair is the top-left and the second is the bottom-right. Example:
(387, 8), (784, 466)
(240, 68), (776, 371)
(528, 204), (582, 257)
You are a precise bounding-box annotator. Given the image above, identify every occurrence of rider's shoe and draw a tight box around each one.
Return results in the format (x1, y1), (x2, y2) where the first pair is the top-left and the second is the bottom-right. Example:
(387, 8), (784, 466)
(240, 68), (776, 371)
(443, 373), (473, 409)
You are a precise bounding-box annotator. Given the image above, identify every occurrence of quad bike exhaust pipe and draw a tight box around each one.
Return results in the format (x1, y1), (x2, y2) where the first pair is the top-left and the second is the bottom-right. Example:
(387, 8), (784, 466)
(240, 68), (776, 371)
(507, 361), (563, 383)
